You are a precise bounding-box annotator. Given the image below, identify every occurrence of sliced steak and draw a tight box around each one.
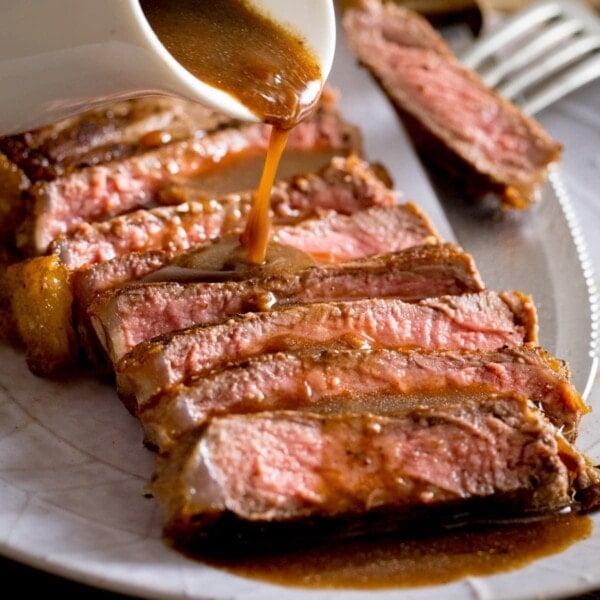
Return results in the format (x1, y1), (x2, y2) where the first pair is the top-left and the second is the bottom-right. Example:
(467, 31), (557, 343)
(89, 243), (482, 364)
(72, 197), (437, 311)
(19, 98), (360, 254)
(10, 201), (422, 375)
(49, 201), (240, 269)
(0, 97), (230, 182)
(74, 200), (441, 366)
(140, 344), (586, 450)
(0, 98), (225, 248)
(116, 290), (538, 406)
(158, 153), (395, 222)
(48, 155), (397, 268)
(342, 0), (561, 209)
(8, 153), (399, 374)
(150, 400), (600, 550)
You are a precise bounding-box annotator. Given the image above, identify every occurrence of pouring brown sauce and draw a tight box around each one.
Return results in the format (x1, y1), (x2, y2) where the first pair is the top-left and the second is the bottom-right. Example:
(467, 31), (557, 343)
(140, 0), (323, 265)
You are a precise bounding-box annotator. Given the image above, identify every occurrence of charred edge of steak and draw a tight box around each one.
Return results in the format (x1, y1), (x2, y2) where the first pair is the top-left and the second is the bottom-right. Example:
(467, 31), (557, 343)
(500, 290), (539, 344)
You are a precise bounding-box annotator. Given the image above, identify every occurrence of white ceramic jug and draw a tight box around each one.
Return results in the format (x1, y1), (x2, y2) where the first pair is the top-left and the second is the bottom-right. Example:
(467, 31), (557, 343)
(0, 0), (336, 135)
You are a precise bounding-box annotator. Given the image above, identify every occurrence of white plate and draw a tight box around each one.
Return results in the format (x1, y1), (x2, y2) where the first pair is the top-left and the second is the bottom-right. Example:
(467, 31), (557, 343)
(1, 10), (599, 600)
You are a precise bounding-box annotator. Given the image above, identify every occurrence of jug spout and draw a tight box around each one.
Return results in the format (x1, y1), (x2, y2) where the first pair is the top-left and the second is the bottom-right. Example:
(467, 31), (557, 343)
(0, 0), (336, 136)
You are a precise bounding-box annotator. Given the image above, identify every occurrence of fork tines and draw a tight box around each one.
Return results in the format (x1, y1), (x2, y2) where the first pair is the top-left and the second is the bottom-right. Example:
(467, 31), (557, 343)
(460, 0), (600, 114)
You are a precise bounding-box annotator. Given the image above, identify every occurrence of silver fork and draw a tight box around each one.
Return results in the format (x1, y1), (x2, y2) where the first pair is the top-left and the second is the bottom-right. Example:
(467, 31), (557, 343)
(460, 0), (600, 115)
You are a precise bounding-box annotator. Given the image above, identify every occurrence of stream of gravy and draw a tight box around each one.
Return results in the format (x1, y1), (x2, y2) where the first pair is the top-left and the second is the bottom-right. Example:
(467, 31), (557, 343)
(140, 0), (323, 264)
(239, 127), (290, 263)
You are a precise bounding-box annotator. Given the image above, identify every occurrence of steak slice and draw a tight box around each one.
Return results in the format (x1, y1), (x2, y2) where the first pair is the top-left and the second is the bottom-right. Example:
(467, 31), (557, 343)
(47, 155), (397, 269)
(0, 97), (227, 251)
(19, 97), (360, 254)
(116, 290), (538, 406)
(49, 201), (238, 269)
(150, 399), (600, 550)
(89, 244), (482, 364)
(76, 200), (441, 365)
(139, 344), (586, 450)
(0, 97), (230, 182)
(342, 0), (561, 209)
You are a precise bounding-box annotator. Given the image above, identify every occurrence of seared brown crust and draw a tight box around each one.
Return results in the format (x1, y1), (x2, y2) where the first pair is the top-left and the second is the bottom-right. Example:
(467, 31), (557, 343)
(343, 0), (562, 208)
(499, 290), (539, 343)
